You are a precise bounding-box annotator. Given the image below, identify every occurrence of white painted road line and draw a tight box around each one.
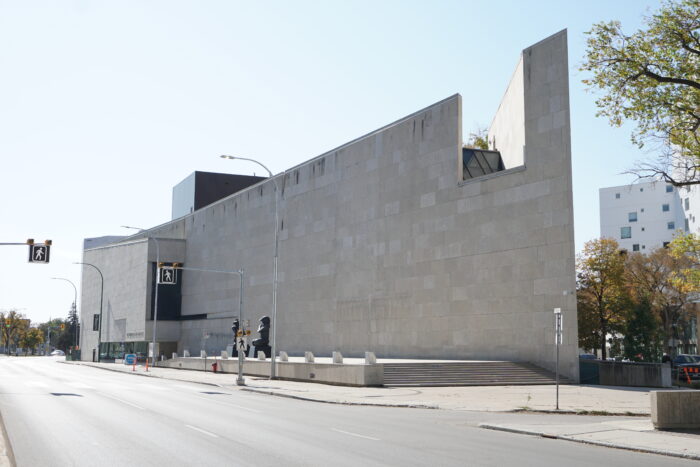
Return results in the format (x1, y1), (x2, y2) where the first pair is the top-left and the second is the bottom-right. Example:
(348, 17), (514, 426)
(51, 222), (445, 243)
(331, 428), (380, 441)
(99, 393), (146, 410)
(185, 424), (219, 438)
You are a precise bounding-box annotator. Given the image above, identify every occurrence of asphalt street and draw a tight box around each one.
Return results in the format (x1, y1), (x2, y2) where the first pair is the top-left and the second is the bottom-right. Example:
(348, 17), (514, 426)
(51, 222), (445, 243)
(0, 356), (696, 467)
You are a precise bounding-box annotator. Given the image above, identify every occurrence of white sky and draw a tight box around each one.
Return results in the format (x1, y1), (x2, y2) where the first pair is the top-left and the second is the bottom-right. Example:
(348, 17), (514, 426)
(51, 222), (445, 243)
(0, 0), (659, 323)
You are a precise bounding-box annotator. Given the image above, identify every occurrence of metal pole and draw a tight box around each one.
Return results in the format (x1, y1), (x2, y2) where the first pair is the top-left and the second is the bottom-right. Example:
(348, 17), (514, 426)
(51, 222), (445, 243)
(151, 238), (160, 368)
(556, 334), (560, 410)
(236, 269), (245, 386)
(75, 263), (104, 362)
(50, 278), (78, 349)
(220, 155), (280, 379)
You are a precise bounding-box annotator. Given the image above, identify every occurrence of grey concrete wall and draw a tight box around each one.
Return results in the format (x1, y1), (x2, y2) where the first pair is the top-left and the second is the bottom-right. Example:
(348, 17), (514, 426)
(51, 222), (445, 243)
(83, 31), (578, 380)
(598, 361), (672, 388)
(652, 391), (700, 429)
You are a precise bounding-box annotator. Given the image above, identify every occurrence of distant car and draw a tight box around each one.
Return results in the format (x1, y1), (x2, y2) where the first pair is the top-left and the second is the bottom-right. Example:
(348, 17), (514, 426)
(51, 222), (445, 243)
(579, 354), (597, 360)
(672, 354), (700, 380)
(49, 350), (65, 356)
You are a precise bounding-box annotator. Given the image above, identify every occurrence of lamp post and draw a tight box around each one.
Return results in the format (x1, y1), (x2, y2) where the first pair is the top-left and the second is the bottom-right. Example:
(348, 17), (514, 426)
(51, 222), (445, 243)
(50, 277), (78, 349)
(121, 226), (161, 368)
(221, 155), (280, 379)
(74, 262), (104, 362)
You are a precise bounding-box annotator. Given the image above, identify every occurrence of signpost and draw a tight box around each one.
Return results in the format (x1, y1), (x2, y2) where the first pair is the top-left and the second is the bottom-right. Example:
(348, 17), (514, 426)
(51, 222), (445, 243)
(554, 307), (562, 410)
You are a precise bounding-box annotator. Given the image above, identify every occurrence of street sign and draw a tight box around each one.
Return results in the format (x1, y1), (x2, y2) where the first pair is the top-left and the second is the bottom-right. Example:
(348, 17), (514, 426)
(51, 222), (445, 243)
(158, 266), (176, 284)
(28, 244), (50, 263)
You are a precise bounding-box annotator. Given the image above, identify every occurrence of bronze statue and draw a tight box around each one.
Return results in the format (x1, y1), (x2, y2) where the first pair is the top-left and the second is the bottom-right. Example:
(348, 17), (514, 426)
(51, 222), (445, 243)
(252, 316), (271, 358)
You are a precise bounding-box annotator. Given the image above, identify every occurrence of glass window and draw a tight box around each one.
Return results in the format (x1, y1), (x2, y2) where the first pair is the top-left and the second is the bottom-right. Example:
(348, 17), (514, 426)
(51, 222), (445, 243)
(615, 193), (620, 199)
(93, 314), (100, 331)
(641, 227), (645, 231)
(632, 244), (640, 252)
(640, 188), (644, 192)
(621, 226), (632, 239)
(666, 185), (673, 193)
(668, 222), (675, 230)
(663, 203), (670, 212)
(628, 212), (637, 222)
(685, 198), (690, 210)
(686, 218), (690, 231)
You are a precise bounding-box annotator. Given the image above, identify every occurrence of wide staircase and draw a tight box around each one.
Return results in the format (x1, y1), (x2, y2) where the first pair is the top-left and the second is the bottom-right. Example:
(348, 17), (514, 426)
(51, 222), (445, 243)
(383, 361), (569, 387)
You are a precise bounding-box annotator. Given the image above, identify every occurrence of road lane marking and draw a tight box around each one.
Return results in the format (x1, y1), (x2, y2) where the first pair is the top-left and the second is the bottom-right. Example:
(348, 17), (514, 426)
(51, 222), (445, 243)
(192, 394), (260, 413)
(185, 424), (219, 438)
(331, 428), (380, 441)
(100, 393), (145, 410)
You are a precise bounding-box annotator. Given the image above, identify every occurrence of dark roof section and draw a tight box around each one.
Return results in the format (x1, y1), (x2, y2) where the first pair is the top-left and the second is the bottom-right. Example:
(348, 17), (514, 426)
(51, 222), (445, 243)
(462, 148), (505, 180)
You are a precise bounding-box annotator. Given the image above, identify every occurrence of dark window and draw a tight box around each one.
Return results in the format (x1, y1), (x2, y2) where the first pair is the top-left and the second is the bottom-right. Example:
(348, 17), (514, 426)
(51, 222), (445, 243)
(615, 193), (620, 199)
(663, 204), (670, 212)
(640, 188), (644, 192)
(686, 218), (690, 231)
(462, 148), (505, 180)
(668, 221), (675, 230)
(621, 226), (632, 239)
(666, 185), (673, 193)
(632, 244), (640, 252)
(685, 198), (690, 210)
(642, 227), (645, 231)
(93, 314), (100, 331)
(663, 242), (671, 248)
(628, 212), (637, 222)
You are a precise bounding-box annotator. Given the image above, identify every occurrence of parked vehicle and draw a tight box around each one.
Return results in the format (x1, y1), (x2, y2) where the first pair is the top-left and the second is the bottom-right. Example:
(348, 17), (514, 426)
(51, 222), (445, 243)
(49, 350), (65, 356)
(672, 354), (700, 381)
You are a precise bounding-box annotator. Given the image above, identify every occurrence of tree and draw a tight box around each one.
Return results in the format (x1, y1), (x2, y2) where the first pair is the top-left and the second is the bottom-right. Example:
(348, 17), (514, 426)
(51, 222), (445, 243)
(625, 247), (692, 354)
(669, 232), (700, 292)
(577, 238), (628, 359)
(622, 297), (662, 361)
(19, 328), (44, 355)
(0, 309), (28, 354)
(581, 0), (700, 186)
(465, 127), (489, 150)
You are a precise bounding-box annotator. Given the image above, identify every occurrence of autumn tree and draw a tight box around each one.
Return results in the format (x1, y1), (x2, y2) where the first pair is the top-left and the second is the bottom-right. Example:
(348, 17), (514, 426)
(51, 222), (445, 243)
(0, 309), (28, 354)
(19, 328), (44, 355)
(669, 232), (700, 291)
(577, 238), (628, 359)
(581, 0), (700, 185)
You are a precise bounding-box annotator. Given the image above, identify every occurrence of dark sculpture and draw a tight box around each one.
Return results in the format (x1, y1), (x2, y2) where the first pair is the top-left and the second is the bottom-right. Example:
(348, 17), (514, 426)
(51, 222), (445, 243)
(231, 318), (249, 357)
(252, 316), (271, 358)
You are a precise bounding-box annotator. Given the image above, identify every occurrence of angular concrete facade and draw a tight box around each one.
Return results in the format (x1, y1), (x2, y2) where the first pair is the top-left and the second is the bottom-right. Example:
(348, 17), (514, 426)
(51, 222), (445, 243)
(79, 31), (578, 380)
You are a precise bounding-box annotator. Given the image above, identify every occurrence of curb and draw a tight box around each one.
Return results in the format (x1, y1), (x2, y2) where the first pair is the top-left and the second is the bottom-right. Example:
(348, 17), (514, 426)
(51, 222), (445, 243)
(240, 387), (439, 409)
(61, 361), (223, 388)
(479, 424), (700, 462)
(0, 408), (15, 467)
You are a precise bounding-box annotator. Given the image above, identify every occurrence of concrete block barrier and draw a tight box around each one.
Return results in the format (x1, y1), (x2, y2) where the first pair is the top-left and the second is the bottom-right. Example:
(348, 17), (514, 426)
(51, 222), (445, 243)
(332, 351), (343, 364)
(651, 390), (700, 429)
(305, 352), (315, 363)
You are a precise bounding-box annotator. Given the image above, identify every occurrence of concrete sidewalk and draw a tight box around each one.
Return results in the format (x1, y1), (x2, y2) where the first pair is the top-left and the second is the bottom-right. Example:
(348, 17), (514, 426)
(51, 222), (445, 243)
(64, 360), (700, 461)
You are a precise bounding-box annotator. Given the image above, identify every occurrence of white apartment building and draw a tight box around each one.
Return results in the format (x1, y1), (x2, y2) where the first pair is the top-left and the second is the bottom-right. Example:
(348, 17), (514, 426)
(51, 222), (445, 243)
(599, 180), (700, 252)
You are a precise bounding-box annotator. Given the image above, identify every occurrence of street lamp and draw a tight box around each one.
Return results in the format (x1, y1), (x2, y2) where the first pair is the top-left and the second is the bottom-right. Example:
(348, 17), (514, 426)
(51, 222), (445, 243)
(220, 154), (280, 379)
(122, 226), (161, 368)
(50, 277), (78, 349)
(74, 262), (104, 363)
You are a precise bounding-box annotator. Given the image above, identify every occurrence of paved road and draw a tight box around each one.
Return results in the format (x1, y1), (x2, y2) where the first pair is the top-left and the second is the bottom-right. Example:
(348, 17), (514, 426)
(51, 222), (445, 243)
(0, 357), (696, 467)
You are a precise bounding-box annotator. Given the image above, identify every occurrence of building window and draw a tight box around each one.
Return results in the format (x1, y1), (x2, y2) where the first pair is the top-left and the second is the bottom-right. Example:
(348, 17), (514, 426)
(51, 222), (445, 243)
(686, 218), (690, 231)
(668, 222), (675, 230)
(641, 227), (645, 231)
(640, 187), (644, 192)
(628, 212), (637, 222)
(621, 226), (632, 239)
(642, 245), (646, 249)
(93, 314), (100, 331)
(666, 185), (673, 193)
(685, 198), (690, 210)
(615, 193), (620, 199)
(641, 208), (645, 212)
(663, 203), (670, 212)
(663, 242), (671, 248)
(632, 244), (640, 252)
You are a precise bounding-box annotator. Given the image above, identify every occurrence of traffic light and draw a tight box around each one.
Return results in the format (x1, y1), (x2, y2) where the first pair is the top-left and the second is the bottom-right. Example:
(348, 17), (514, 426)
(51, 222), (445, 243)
(60, 324), (65, 331)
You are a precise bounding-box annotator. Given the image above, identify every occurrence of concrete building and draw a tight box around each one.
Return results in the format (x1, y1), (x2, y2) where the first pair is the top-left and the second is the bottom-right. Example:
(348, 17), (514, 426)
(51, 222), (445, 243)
(79, 30), (579, 380)
(600, 181), (700, 252)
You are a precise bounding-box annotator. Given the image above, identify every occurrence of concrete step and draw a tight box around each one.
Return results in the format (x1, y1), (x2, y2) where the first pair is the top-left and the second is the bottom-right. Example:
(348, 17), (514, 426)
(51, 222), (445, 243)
(383, 362), (569, 387)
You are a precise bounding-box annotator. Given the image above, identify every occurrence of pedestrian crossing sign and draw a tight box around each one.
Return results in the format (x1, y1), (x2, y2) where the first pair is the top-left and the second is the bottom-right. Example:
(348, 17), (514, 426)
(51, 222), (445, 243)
(158, 266), (176, 285)
(28, 244), (50, 263)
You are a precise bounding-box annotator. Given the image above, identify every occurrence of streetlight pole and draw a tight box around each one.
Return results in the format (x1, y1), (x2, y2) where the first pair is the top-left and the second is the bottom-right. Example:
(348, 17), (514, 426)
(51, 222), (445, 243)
(74, 262), (104, 363)
(50, 277), (78, 349)
(221, 155), (280, 379)
(121, 226), (161, 368)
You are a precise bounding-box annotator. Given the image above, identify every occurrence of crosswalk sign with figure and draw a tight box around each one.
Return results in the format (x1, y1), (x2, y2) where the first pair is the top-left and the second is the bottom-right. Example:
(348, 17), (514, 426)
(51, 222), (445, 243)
(158, 266), (176, 284)
(28, 244), (50, 263)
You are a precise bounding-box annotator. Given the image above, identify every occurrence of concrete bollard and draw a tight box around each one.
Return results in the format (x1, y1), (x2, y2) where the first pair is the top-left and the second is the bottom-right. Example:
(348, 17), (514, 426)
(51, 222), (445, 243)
(257, 351), (266, 361)
(332, 351), (343, 364)
(200, 350), (207, 358)
(651, 390), (700, 429)
(221, 351), (228, 359)
(183, 350), (190, 358)
(305, 351), (315, 363)
(279, 351), (288, 362)
(172, 352), (178, 359)
(364, 351), (377, 364)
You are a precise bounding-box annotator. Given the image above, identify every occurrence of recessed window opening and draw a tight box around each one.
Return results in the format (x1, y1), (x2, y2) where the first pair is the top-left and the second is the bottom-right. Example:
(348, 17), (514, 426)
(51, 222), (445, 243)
(628, 212), (637, 222)
(668, 222), (675, 230)
(615, 193), (620, 199)
(663, 203), (670, 212)
(621, 226), (632, 239)
(666, 185), (673, 192)
(462, 147), (505, 180)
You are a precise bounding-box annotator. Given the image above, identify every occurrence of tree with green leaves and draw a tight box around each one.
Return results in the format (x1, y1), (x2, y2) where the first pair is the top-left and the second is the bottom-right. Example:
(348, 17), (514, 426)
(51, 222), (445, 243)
(577, 238), (629, 359)
(622, 297), (662, 362)
(581, 0), (700, 185)
(669, 232), (700, 292)
(19, 328), (44, 355)
(0, 309), (28, 354)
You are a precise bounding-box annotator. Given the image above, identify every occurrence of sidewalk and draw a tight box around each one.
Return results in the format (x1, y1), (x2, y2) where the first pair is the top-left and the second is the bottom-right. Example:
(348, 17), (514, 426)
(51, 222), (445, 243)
(65, 360), (700, 461)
